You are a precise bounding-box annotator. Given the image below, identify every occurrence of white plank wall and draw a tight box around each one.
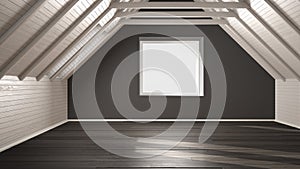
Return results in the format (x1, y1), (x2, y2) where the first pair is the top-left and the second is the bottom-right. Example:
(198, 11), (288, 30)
(0, 76), (67, 152)
(276, 79), (300, 129)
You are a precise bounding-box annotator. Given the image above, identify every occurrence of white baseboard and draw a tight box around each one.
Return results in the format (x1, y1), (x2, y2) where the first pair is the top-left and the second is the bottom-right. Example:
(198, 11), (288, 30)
(0, 120), (68, 153)
(68, 119), (275, 122)
(275, 120), (300, 129)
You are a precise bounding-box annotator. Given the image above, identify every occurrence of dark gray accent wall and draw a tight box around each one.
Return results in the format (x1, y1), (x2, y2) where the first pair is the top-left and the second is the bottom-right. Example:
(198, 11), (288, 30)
(68, 25), (275, 119)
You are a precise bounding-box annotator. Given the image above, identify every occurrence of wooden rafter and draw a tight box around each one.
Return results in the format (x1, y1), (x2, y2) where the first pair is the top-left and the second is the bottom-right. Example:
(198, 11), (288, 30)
(224, 24), (285, 80)
(0, 0), (46, 46)
(62, 19), (124, 80)
(247, 7), (300, 60)
(2, 0), (79, 80)
(199, 0), (291, 80)
(52, 0), (139, 80)
(1, 0), (296, 81)
(264, 0), (300, 35)
(36, 8), (112, 81)
(17, 0), (104, 80)
(235, 16), (300, 80)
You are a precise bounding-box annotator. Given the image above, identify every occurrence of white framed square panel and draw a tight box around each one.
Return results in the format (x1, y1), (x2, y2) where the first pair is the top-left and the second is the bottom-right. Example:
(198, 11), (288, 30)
(140, 37), (204, 96)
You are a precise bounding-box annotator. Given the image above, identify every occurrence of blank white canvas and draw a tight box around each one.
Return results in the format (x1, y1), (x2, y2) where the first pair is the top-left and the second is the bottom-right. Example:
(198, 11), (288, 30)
(140, 38), (204, 96)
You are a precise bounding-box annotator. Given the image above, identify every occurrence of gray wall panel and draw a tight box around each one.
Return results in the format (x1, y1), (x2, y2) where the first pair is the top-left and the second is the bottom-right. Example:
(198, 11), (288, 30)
(68, 25), (274, 119)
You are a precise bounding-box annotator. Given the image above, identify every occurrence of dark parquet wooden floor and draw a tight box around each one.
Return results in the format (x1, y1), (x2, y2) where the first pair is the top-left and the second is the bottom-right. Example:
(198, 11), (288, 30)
(0, 122), (300, 169)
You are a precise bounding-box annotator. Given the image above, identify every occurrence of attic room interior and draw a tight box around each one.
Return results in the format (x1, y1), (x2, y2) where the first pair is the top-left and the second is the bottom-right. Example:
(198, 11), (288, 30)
(0, 0), (299, 168)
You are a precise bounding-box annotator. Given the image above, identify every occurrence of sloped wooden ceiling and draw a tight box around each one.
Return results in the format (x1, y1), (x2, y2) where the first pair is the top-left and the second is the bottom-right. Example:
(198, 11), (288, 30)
(0, 0), (299, 81)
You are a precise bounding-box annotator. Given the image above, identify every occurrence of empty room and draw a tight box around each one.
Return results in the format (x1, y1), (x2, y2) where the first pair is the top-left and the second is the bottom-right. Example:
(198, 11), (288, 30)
(0, 0), (300, 168)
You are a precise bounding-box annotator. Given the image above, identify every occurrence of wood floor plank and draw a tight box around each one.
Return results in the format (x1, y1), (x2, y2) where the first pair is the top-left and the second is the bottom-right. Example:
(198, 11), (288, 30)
(0, 122), (299, 169)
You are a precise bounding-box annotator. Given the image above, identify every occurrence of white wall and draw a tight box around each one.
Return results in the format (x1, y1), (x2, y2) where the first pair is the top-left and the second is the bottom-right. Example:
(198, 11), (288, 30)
(276, 79), (300, 129)
(0, 76), (67, 152)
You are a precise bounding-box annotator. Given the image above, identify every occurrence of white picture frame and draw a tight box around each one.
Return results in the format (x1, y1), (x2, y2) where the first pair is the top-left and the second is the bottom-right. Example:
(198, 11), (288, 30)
(139, 37), (204, 96)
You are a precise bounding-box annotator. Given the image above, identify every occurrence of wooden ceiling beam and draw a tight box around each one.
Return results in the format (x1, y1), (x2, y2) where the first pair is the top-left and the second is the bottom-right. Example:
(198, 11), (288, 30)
(196, 0), (285, 80)
(52, 18), (119, 80)
(61, 19), (124, 80)
(235, 16), (300, 81)
(6, 0), (79, 80)
(17, 0), (104, 80)
(0, 0), (46, 46)
(224, 24), (285, 80)
(0, 0), (47, 79)
(124, 18), (228, 25)
(264, 0), (300, 35)
(36, 8), (112, 81)
(116, 11), (237, 18)
(247, 7), (300, 60)
(51, 0), (138, 80)
(50, 44), (87, 80)
(111, 2), (249, 9)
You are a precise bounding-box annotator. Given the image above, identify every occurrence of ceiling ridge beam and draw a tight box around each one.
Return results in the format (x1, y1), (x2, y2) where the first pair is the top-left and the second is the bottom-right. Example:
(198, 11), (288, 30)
(36, 8), (113, 81)
(264, 0), (300, 35)
(246, 6), (300, 61)
(235, 16), (300, 81)
(51, 17), (120, 80)
(116, 11), (237, 18)
(0, 0), (46, 46)
(111, 2), (249, 9)
(17, 0), (104, 80)
(61, 19), (124, 81)
(1, 0), (79, 80)
(224, 24), (285, 80)
(124, 18), (228, 25)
